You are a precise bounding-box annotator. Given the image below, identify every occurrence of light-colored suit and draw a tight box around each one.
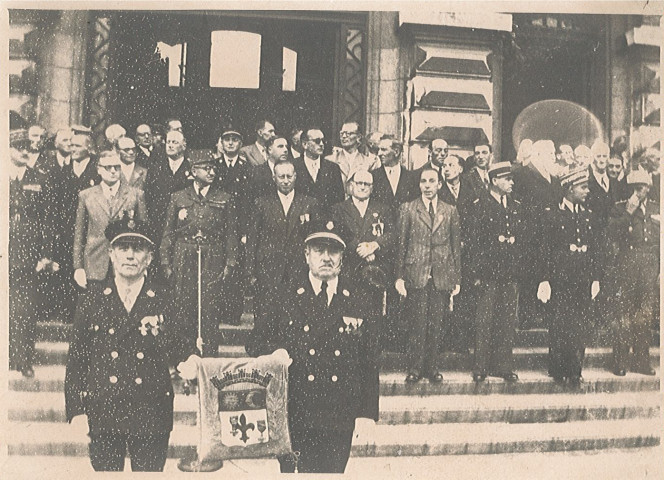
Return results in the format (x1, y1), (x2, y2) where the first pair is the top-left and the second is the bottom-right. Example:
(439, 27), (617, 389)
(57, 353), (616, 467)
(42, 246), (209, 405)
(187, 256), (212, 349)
(73, 182), (147, 281)
(326, 148), (381, 185)
(122, 163), (148, 191)
(396, 197), (461, 291)
(239, 143), (267, 166)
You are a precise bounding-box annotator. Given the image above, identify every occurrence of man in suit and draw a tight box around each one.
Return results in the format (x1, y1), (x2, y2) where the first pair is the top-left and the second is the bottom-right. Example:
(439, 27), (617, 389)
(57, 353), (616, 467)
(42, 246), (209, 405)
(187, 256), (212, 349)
(326, 121), (380, 187)
(160, 153), (238, 358)
(245, 159), (319, 356)
(468, 162), (527, 382)
(574, 145), (592, 168)
(587, 141), (613, 228)
(535, 168), (602, 388)
(134, 124), (153, 168)
(73, 151), (147, 289)
(9, 129), (48, 377)
(415, 138), (448, 179)
(331, 170), (395, 346)
(240, 119), (276, 166)
(294, 127), (345, 212)
(463, 142), (492, 193)
(144, 130), (191, 249)
(273, 219), (378, 474)
(289, 127), (303, 159)
(607, 154), (628, 202)
(117, 137), (147, 190)
(608, 170), (658, 376)
(395, 167), (462, 383)
(26, 124), (48, 170)
(371, 135), (418, 212)
(65, 217), (194, 471)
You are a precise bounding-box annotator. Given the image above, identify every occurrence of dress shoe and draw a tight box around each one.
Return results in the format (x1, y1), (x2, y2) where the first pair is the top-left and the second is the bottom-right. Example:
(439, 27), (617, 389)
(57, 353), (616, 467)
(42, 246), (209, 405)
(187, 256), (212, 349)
(405, 373), (421, 383)
(613, 368), (627, 377)
(502, 372), (519, 383)
(633, 366), (656, 376)
(473, 372), (486, 383)
(20, 366), (34, 378)
(428, 372), (443, 383)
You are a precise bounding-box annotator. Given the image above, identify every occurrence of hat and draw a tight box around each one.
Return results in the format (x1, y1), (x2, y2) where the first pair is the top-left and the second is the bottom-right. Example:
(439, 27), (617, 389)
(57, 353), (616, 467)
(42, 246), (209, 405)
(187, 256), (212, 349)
(189, 149), (216, 167)
(71, 124), (92, 135)
(304, 218), (346, 250)
(488, 161), (513, 179)
(626, 169), (652, 186)
(219, 123), (243, 139)
(105, 212), (154, 247)
(560, 167), (589, 188)
(10, 129), (30, 148)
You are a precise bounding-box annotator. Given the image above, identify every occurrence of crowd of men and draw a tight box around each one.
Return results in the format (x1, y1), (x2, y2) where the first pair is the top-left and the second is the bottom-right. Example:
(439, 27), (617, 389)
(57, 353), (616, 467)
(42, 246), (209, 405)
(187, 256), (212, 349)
(9, 117), (659, 390)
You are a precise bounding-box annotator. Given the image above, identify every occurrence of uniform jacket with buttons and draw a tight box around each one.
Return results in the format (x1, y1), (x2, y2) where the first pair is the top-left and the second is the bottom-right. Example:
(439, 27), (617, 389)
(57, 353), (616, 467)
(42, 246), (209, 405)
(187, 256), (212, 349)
(396, 197), (462, 291)
(65, 279), (193, 434)
(213, 151), (253, 236)
(73, 183), (147, 281)
(467, 192), (529, 282)
(275, 273), (379, 432)
(160, 184), (239, 271)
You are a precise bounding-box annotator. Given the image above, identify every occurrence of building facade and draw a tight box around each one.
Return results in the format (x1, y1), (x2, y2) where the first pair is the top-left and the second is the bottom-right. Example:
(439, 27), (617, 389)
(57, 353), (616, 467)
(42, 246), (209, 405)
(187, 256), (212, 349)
(9, 10), (662, 166)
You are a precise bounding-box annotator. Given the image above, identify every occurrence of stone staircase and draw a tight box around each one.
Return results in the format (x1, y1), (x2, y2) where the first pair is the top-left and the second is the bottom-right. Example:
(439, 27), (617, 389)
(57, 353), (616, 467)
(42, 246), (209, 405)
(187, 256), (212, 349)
(6, 317), (661, 471)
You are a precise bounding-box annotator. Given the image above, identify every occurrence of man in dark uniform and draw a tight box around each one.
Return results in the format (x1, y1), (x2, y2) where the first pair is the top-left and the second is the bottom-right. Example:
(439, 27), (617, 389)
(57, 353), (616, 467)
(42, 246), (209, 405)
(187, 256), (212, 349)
(245, 158), (319, 356)
(535, 167), (602, 388)
(608, 170), (658, 376)
(331, 169), (395, 348)
(212, 123), (253, 325)
(161, 152), (238, 357)
(467, 162), (527, 382)
(65, 217), (194, 471)
(273, 219), (379, 474)
(9, 128), (48, 377)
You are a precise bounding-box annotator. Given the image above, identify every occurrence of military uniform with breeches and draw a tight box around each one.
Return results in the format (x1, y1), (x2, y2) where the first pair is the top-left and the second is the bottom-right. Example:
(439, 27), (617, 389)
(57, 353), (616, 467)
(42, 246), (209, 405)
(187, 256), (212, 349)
(537, 202), (601, 380)
(607, 199), (659, 372)
(468, 193), (528, 375)
(274, 275), (379, 474)
(160, 185), (238, 357)
(65, 280), (193, 471)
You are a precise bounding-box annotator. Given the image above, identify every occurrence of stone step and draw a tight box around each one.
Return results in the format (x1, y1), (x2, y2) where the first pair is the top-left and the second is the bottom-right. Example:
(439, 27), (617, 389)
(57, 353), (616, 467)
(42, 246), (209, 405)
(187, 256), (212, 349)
(9, 365), (660, 396)
(8, 390), (662, 426)
(37, 320), (661, 348)
(4, 447), (664, 477)
(33, 341), (660, 372)
(6, 418), (660, 458)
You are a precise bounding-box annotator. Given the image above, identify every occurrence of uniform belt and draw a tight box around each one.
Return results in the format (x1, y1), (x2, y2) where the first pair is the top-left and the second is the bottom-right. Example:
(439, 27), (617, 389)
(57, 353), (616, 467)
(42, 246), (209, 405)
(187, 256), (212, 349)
(498, 235), (515, 244)
(568, 244), (588, 253)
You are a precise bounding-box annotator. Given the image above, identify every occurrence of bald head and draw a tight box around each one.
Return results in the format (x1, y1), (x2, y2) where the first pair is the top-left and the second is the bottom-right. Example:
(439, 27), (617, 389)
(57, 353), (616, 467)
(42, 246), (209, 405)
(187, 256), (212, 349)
(574, 145), (592, 167)
(591, 141), (610, 173)
(349, 169), (374, 201)
(531, 140), (556, 173)
(166, 130), (186, 159)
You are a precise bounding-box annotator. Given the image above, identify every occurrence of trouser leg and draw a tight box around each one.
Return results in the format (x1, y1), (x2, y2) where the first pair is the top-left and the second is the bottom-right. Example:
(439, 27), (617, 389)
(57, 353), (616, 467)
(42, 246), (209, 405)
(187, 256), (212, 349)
(422, 283), (447, 375)
(89, 432), (127, 471)
(473, 280), (497, 374)
(127, 432), (170, 472)
(406, 287), (428, 375)
(490, 282), (518, 374)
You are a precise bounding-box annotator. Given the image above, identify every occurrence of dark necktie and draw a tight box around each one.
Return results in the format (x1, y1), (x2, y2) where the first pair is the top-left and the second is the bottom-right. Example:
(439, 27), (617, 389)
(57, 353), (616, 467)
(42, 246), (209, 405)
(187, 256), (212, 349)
(428, 201), (435, 223)
(318, 281), (328, 308)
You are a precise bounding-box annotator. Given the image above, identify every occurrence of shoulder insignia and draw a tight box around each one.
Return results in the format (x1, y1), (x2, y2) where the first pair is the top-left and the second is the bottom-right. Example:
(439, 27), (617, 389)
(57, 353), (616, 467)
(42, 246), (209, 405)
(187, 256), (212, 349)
(544, 207), (551, 211)
(146, 289), (156, 298)
(103, 287), (112, 295)
(297, 287), (305, 295)
(342, 289), (350, 297)
(513, 199), (521, 205)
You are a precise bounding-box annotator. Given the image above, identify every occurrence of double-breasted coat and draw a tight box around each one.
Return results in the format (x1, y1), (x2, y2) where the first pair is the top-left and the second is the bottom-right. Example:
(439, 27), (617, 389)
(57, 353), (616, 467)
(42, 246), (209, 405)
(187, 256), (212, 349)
(65, 279), (193, 434)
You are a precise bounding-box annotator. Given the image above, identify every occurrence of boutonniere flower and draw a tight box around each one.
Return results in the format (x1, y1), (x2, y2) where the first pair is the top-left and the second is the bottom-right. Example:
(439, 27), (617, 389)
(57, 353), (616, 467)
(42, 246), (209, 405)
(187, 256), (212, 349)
(300, 213), (310, 224)
(139, 315), (163, 336)
(90, 179), (95, 186)
(178, 208), (188, 220)
(342, 316), (364, 336)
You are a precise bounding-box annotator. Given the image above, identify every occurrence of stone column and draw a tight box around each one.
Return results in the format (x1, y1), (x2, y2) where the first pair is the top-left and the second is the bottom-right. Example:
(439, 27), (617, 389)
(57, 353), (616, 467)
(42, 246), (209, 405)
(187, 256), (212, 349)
(365, 12), (403, 138)
(36, 11), (89, 133)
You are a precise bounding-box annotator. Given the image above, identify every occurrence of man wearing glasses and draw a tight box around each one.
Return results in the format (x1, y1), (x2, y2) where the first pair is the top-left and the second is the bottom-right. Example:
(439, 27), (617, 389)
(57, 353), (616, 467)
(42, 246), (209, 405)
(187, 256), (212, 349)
(326, 122), (381, 187)
(294, 127), (345, 211)
(117, 137), (147, 190)
(73, 151), (147, 289)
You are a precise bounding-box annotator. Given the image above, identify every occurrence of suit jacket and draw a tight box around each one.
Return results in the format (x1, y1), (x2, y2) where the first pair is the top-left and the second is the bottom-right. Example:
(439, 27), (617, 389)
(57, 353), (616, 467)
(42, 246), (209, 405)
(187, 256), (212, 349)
(331, 197), (395, 276)
(396, 197), (461, 291)
(586, 167), (613, 228)
(610, 177), (629, 203)
(122, 163), (148, 191)
(249, 162), (277, 202)
(274, 273), (379, 430)
(371, 165), (418, 213)
(293, 156), (345, 211)
(135, 146), (152, 168)
(65, 279), (192, 434)
(73, 183), (147, 281)
(246, 190), (319, 287)
(240, 143), (267, 167)
(325, 148), (381, 184)
(439, 178), (479, 234)
(144, 156), (191, 241)
(463, 167), (490, 195)
(512, 163), (563, 211)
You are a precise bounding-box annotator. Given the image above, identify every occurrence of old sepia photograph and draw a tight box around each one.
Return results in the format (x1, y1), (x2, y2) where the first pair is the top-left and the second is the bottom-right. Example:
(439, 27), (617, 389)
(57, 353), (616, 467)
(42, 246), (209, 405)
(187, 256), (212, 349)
(2, 2), (663, 477)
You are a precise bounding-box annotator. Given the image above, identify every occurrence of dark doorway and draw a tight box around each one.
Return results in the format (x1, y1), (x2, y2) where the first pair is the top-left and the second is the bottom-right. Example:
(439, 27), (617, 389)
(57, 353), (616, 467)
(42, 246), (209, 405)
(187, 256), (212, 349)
(108, 12), (338, 149)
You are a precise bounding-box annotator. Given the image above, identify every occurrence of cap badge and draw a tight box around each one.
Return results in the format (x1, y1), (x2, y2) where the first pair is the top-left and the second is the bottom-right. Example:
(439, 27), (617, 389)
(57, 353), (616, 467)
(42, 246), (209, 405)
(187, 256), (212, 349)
(179, 208), (188, 220)
(146, 289), (155, 298)
(326, 221), (334, 230)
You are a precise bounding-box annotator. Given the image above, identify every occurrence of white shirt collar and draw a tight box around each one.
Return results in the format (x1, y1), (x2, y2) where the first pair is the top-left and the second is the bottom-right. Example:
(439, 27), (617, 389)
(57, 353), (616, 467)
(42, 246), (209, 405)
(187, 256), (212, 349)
(72, 156), (90, 177)
(489, 189), (503, 204)
(267, 159), (276, 175)
(121, 162), (135, 181)
(56, 151), (70, 168)
(114, 275), (145, 312)
(591, 166), (609, 191)
(304, 155), (320, 180)
(193, 183), (210, 197)
(277, 189), (295, 215)
(561, 197), (578, 213)
(139, 145), (152, 156)
(168, 156), (184, 174)
(100, 181), (120, 199)
(9, 163), (26, 181)
(352, 196), (369, 217)
(224, 154), (239, 168)
(309, 272), (338, 305)
(421, 195), (438, 213)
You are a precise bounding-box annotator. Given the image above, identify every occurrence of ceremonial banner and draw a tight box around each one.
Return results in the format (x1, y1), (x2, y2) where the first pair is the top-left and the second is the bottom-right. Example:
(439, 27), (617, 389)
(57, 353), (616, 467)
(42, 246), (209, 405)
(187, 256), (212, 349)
(195, 350), (292, 462)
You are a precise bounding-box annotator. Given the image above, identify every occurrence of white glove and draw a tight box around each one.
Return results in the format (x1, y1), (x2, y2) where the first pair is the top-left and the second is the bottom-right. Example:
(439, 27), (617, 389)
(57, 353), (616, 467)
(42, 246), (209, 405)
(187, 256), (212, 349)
(591, 281), (600, 300)
(74, 268), (87, 288)
(395, 279), (407, 298)
(70, 414), (89, 435)
(537, 281), (551, 303)
(177, 354), (200, 381)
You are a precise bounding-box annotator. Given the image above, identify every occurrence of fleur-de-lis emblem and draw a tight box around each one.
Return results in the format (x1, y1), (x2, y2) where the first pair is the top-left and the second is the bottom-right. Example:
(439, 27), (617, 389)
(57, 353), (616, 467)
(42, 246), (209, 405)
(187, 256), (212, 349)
(237, 413), (255, 443)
